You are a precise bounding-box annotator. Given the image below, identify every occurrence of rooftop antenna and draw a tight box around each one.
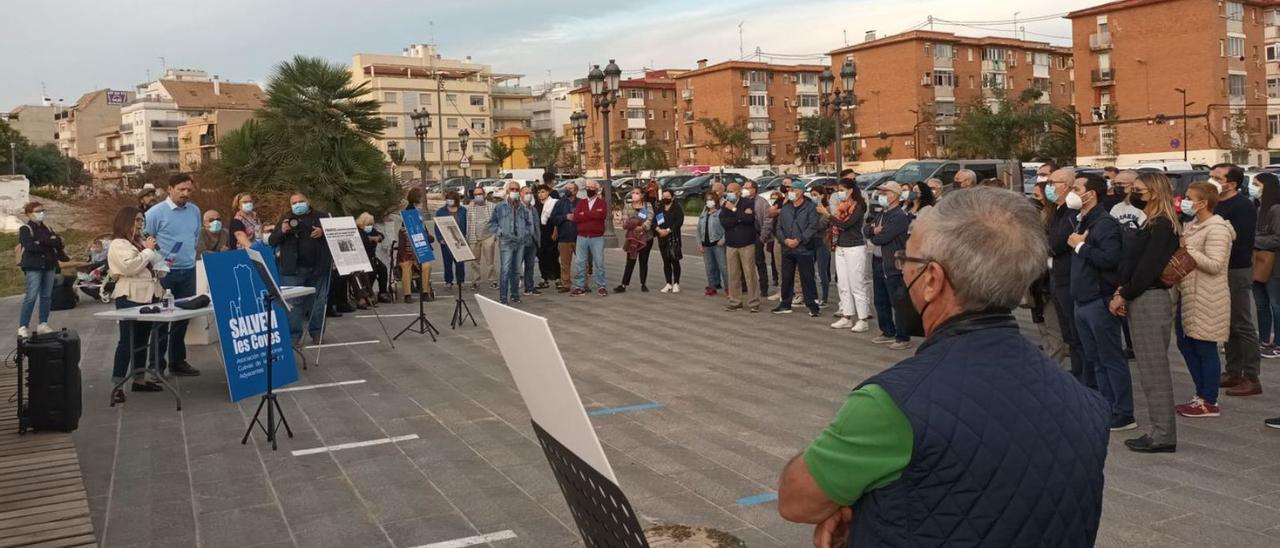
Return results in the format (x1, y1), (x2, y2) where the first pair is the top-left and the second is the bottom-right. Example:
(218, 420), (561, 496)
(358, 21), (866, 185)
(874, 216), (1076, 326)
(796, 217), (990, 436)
(429, 20), (436, 47)
(158, 56), (166, 74)
(738, 21), (744, 59)
(928, 15), (934, 31)
(843, 29), (848, 46)
(1012, 11), (1019, 40)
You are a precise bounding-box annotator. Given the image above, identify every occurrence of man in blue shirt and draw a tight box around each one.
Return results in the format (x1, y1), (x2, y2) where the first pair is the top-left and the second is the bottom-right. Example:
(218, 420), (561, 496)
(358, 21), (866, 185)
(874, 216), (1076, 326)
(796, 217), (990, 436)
(143, 174), (202, 376)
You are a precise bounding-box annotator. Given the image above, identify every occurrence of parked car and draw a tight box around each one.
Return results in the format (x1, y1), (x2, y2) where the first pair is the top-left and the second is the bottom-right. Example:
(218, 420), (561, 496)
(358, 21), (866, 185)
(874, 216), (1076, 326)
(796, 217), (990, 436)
(1164, 170), (1211, 198)
(795, 176), (837, 190)
(891, 159), (1012, 186)
(854, 170), (896, 190)
(658, 174), (695, 190)
(438, 177), (475, 195)
(672, 172), (747, 200)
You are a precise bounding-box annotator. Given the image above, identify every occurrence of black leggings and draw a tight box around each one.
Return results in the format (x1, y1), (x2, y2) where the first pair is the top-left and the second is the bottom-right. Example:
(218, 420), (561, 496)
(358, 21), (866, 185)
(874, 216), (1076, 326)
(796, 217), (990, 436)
(621, 240), (653, 286)
(659, 238), (681, 284)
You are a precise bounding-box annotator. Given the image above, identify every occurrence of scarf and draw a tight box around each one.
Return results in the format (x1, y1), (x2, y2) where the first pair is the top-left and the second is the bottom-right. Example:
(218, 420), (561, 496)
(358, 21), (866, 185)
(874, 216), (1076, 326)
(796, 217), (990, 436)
(234, 211), (260, 244)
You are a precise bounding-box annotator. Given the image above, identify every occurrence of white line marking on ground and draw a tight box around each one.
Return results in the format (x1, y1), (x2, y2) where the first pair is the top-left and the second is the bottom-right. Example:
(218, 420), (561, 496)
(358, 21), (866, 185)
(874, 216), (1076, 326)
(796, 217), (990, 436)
(303, 340), (380, 349)
(290, 434), (419, 456)
(356, 313), (419, 318)
(411, 530), (518, 548)
(275, 379), (367, 393)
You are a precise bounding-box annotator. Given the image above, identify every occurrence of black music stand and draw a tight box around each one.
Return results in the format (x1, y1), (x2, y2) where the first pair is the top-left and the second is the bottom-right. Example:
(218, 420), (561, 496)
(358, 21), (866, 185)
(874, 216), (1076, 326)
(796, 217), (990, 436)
(532, 420), (650, 548)
(240, 249), (294, 450)
(451, 276), (477, 329)
(394, 283), (440, 341)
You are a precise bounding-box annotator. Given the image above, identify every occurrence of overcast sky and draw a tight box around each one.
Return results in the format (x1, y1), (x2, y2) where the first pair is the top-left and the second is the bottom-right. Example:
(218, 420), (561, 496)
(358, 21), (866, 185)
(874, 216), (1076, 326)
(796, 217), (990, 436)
(1, 0), (1093, 111)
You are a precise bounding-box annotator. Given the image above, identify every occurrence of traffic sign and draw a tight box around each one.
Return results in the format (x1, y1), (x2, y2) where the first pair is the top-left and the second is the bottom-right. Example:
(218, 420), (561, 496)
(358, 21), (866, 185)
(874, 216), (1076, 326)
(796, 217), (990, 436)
(1170, 138), (1181, 150)
(460, 158), (471, 169)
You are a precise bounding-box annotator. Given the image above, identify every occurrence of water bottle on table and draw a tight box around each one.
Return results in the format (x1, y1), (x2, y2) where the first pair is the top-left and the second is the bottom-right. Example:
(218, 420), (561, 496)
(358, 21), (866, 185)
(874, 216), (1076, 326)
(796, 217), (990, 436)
(162, 289), (174, 311)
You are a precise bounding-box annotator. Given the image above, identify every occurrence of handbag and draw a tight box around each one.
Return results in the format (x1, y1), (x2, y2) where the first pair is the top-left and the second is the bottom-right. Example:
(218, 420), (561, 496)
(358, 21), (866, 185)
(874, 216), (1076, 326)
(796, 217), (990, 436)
(1160, 247), (1197, 288)
(1254, 249), (1276, 283)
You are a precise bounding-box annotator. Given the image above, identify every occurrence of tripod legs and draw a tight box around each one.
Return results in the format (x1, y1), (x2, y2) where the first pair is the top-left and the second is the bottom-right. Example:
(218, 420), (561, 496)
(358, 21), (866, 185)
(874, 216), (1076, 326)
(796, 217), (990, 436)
(241, 393), (294, 450)
(393, 291), (439, 342)
(451, 283), (477, 329)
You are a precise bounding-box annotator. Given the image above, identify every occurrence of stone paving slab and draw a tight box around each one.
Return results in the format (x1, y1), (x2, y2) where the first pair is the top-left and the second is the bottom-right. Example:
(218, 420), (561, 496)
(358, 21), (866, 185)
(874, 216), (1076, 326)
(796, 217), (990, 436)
(2, 244), (1278, 547)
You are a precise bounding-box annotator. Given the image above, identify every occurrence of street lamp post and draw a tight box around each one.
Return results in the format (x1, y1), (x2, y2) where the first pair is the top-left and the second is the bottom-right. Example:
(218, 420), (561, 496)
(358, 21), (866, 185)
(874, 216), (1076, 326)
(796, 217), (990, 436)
(1174, 87), (1194, 163)
(458, 128), (470, 175)
(571, 111), (587, 175)
(819, 59), (858, 175)
(588, 60), (621, 179)
(8, 142), (14, 175)
(410, 109), (431, 188)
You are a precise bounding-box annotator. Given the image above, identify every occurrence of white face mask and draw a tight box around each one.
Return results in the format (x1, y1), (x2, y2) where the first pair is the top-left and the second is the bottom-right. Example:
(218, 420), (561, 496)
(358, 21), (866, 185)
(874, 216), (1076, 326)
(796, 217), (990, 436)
(705, 200), (716, 209)
(740, 189), (752, 199)
(787, 191), (799, 202)
(1036, 175), (1048, 183)
(1066, 191), (1084, 210)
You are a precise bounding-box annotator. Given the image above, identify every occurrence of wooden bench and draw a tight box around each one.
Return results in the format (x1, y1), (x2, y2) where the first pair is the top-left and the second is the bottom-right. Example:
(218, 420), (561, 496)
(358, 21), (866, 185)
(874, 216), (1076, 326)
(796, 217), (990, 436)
(0, 363), (96, 548)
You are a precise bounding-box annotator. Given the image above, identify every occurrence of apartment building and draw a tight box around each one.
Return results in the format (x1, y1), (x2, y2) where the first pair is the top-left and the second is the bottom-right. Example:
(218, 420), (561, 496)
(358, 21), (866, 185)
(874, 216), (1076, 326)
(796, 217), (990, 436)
(1069, 0), (1269, 166)
(829, 30), (1073, 169)
(352, 44), (531, 181)
(54, 88), (133, 159)
(673, 59), (824, 167)
(120, 70), (264, 172)
(1265, 4), (1280, 160)
(530, 82), (575, 137)
(177, 110), (258, 173)
(5, 104), (58, 145)
(570, 70), (679, 174)
(80, 129), (126, 187)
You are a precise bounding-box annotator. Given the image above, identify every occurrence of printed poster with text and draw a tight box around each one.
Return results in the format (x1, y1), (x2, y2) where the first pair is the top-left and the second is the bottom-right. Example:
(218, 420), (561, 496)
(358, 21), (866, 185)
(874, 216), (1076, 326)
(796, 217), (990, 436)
(204, 248), (299, 401)
(319, 216), (373, 276)
(401, 208), (436, 264)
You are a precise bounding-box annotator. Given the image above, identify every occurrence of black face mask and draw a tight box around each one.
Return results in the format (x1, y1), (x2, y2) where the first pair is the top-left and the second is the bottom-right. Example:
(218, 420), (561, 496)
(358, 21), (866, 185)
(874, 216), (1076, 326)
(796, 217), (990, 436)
(892, 263), (932, 338)
(586, 189), (597, 198)
(661, 198), (672, 205)
(1129, 194), (1147, 210)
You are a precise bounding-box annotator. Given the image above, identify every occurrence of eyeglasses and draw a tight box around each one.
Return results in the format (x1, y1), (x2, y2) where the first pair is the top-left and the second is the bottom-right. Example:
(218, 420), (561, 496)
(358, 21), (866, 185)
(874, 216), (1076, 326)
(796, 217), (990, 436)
(893, 251), (933, 271)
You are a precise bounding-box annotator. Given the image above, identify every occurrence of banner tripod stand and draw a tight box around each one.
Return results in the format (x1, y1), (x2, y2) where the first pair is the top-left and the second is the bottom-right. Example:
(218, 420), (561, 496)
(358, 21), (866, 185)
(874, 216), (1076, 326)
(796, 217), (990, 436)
(393, 276), (439, 342)
(451, 281), (476, 329)
(241, 292), (293, 450)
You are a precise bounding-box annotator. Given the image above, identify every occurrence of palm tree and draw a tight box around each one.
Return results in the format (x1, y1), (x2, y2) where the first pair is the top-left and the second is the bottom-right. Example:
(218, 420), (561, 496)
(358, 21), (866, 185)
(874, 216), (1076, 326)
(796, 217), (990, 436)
(524, 132), (563, 170)
(698, 117), (750, 167)
(215, 55), (398, 216)
(487, 137), (514, 169)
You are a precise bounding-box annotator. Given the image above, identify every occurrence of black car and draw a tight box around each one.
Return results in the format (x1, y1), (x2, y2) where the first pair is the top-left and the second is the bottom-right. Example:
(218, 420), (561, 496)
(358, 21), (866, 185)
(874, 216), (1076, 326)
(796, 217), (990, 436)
(439, 177), (475, 195)
(658, 174), (695, 190)
(1164, 170), (1210, 197)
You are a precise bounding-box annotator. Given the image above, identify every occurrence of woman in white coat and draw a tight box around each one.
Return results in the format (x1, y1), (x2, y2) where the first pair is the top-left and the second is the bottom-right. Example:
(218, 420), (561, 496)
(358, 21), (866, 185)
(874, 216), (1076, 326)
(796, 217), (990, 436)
(107, 207), (165, 403)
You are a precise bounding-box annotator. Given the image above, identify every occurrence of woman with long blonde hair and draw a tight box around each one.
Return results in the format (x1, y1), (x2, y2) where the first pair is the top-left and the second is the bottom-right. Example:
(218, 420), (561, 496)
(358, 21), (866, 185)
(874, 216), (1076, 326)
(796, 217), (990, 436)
(1109, 171), (1182, 453)
(228, 192), (261, 249)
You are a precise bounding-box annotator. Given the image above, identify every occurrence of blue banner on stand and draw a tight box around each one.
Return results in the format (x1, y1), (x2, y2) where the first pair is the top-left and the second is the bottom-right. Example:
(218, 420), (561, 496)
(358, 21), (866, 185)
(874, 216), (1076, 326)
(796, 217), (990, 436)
(401, 208), (436, 264)
(203, 249), (299, 401)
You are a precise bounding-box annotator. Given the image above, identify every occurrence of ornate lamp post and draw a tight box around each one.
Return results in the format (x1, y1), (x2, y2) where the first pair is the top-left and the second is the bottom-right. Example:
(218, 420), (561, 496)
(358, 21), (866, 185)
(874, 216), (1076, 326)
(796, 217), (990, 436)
(588, 60), (621, 179)
(410, 109), (431, 186)
(571, 110), (587, 174)
(820, 59), (858, 175)
(458, 127), (471, 174)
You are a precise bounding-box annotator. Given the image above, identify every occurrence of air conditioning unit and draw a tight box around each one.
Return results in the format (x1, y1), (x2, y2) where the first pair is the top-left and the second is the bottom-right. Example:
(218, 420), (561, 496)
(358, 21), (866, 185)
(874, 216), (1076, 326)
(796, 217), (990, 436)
(742, 80), (750, 87)
(478, 104), (488, 112)
(921, 75), (932, 87)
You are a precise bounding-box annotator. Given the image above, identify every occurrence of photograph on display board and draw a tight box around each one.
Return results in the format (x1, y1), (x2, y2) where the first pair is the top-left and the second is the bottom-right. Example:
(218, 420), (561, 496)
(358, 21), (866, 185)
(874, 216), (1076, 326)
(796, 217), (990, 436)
(319, 216), (373, 276)
(433, 215), (475, 262)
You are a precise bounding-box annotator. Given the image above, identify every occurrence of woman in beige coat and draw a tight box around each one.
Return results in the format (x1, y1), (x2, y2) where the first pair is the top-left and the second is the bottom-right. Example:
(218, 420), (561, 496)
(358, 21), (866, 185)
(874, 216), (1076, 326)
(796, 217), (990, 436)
(1175, 182), (1236, 418)
(107, 206), (164, 403)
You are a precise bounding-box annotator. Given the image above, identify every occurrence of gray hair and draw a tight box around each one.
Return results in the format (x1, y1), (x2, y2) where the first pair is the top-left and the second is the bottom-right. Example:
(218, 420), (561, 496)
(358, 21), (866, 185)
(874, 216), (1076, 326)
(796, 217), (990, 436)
(955, 169), (976, 182)
(1116, 169), (1140, 180)
(914, 187), (1048, 311)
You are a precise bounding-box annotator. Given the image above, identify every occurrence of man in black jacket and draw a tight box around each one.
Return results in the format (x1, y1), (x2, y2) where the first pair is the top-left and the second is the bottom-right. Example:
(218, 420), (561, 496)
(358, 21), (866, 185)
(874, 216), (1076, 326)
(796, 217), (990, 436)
(1213, 163), (1262, 396)
(1047, 168), (1090, 386)
(867, 183), (914, 350)
(268, 192), (332, 345)
(721, 185), (760, 312)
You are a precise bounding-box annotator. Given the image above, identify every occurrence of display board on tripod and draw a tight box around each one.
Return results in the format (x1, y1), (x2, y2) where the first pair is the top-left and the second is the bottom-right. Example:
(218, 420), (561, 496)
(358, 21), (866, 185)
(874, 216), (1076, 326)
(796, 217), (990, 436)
(319, 216), (373, 276)
(433, 215), (474, 262)
(204, 248), (298, 402)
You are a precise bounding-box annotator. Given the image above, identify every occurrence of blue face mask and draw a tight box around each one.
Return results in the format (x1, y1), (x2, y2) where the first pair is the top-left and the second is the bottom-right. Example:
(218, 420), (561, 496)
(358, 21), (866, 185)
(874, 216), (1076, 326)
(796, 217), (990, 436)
(835, 191), (848, 201)
(446, 199), (456, 207)
(1045, 185), (1058, 203)
(724, 193), (739, 204)
(1180, 199), (1196, 216)
(291, 202), (310, 216)
(241, 202), (254, 213)
(208, 220), (222, 233)
(877, 194), (890, 208)
(363, 225), (374, 233)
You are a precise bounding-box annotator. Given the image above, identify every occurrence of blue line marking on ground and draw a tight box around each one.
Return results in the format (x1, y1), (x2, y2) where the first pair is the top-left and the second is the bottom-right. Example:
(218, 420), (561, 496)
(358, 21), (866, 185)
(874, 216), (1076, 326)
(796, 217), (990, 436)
(588, 402), (663, 416)
(736, 493), (778, 506)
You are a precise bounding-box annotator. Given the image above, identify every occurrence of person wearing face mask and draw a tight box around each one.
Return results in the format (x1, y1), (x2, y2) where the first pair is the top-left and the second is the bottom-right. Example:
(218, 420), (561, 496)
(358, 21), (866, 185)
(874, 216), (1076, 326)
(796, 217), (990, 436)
(615, 190), (654, 293)
(773, 183), (821, 317)
(769, 178), (803, 303)
(106, 207), (165, 403)
(549, 181), (580, 292)
(571, 179), (609, 296)
(811, 186), (834, 308)
(269, 191), (333, 346)
(17, 201), (68, 338)
(697, 191), (727, 296)
(1210, 163), (1262, 396)
(1100, 167), (1124, 211)
(1065, 173), (1133, 432)
(865, 183), (913, 349)
(907, 181), (936, 221)
(396, 187), (435, 304)
(355, 212), (391, 304)
(465, 187), (496, 291)
(1045, 168), (1090, 386)
(536, 183), (561, 289)
(490, 182), (536, 304)
(195, 209), (230, 258)
(516, 186), (542, 296)
(743, 180), (773, 293)
(1252, 172), (1280, 360)
(655, 189), (685, 293)
(722, 184), (761, 312)
(229, 192), (261, 250)
(1107, 170), (1144, 230)
(778, 188), (1110, 548)
(1109, 172), (1181, 453)
(831, 180), (871, 332)
(1176, 182), (1234, 420)
(434, 191), (469, 290)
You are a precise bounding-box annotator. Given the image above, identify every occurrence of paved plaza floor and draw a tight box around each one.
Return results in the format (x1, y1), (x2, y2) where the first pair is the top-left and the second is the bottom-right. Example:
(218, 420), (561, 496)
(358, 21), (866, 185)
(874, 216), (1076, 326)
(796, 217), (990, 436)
(7, 247), (1280, 547)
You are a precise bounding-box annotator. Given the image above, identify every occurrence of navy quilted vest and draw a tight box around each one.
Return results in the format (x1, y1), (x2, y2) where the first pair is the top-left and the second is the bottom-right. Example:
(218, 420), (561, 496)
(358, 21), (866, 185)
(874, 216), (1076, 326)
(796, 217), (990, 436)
(849, 311), (1110, 548)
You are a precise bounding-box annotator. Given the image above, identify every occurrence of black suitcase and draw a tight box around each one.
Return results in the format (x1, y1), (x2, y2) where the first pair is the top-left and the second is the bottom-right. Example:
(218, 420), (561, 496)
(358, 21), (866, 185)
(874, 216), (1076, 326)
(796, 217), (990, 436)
(20, 329), (83, 433)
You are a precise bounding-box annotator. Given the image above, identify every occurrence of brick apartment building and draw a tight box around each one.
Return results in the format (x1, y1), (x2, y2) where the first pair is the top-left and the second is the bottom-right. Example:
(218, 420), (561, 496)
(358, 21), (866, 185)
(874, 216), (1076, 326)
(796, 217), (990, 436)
(672, 60), (824, 168)
(570, 70), (679, 175)
(1069, 0), (1271, 166)
(829, 31), (1073, 170)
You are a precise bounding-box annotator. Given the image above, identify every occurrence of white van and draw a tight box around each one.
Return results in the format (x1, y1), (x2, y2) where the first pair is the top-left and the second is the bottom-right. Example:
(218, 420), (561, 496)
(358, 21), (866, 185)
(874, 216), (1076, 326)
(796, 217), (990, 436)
(500, 169), (549, 182)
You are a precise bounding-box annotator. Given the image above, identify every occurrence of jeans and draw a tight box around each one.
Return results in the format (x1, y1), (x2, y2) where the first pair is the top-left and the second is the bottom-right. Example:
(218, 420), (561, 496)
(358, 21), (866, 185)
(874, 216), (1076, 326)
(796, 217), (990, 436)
(883, 271), (908, 342)
(19, 269), (55, 328)
(872, 257), (895, 338)
(703, 245), (726, 289)
(1252, 278), (1280, 344)
(157, 267), (197, 369)
(573, 236), (606, 290)
(779, 251), (817, 313)
(834, 246), (870, 320)
(815, 245), (832, 303)
(1074, 298), (1134, 422)
(112, 297), (151, 384)
(522, 244), (537, 289)
(499, 243), (522, 302)
(1175, 303), (1221, 405)
(441, 248), (466, 285)
(280, 266), (330, 344)
(1052, 283), (1091, 387)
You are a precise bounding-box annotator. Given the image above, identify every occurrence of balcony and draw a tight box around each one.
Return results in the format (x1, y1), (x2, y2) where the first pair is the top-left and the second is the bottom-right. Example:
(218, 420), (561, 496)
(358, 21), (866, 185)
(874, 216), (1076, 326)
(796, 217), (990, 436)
(152, 141), (178, 151)
(199, 134), (216, 147)
(1089, 32), (1112, 51)
(120, 144), (135, 153)
(491, 108), (530, 120)
(683, 110), (695, 122)
(935, 113), (957, 126)
(491, 85), (532, 97)
(681, 88), (693, 100)
(626, 97), (644, 108)
(1091, 68), (1116, 86)
(981, 59), (1007, 72)
(150, 119), (183, 129)
(748, 82), (767, 92)
(120, 123), (133, 133)
(934, 84), (955, 100)
(627, 117), (647, 129)
(748, 105), (767, 118)
(531, 118), (555, 132)
(796, 106), (818, 117)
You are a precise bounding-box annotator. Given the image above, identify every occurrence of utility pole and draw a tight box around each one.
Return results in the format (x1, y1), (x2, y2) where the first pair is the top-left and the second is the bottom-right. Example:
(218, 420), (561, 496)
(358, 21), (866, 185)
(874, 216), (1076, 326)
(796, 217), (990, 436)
(432, 49), (445, 188)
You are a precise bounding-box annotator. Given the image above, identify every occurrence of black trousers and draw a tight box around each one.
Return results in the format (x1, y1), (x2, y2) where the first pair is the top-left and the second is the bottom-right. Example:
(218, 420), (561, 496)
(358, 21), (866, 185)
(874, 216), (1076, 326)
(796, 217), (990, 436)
(621, 240), (653, 286)
(754, 241), (769, 291)
(659, 238), (681, 284)
(780, 251), (817, 313)
(538, 238), (560, 282)
(1051, 282), (1088, 385)
(372, 258), (389, 294)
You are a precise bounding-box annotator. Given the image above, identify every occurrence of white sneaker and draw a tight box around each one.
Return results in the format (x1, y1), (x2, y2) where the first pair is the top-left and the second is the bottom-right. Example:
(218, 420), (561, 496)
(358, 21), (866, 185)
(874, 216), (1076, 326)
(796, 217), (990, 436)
(661, 284), (672, 293)
(831, 317), (853, 329)
(36, 323), (53, 335)
(851, 319), (870, 333)
(792, 296), (803, 306)
(16, 326), (29, 338)
(767, 292), (781, 301)
(672, 284), (680, 293)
